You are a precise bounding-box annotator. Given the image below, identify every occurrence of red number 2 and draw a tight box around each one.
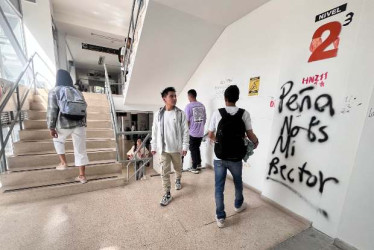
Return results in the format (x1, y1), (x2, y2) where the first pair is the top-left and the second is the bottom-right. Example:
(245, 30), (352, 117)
(308, 21), (342, 63)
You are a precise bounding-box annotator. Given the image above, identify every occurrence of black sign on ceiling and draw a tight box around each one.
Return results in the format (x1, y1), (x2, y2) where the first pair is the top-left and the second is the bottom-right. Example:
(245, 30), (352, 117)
(82, 43), (119, 55)
(315, 3), (347, 22)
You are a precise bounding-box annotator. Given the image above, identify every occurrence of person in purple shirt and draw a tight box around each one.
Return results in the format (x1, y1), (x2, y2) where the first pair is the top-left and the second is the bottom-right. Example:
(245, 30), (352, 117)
(185, 89), (206, 174)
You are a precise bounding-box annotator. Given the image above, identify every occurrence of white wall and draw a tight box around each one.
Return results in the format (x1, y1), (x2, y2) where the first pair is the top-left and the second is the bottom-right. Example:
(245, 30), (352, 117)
(22, 0), (56, 84)
(336, 0), (374, 249)
(178, 0), (374, 246)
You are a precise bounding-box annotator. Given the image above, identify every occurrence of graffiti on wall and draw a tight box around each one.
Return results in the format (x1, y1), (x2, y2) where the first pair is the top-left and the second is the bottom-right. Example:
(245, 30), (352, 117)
(267, 81), (339, 219)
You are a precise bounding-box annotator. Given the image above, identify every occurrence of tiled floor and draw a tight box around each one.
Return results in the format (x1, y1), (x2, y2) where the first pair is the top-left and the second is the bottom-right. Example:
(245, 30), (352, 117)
(272, 228), (342, 250)
(0, 168), (308, 249)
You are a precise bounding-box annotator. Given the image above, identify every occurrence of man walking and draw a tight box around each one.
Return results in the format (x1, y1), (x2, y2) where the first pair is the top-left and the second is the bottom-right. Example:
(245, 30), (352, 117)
(184, 89), (206, 174)
(151, 87), (189, 206)
(208, 85), (259, 228)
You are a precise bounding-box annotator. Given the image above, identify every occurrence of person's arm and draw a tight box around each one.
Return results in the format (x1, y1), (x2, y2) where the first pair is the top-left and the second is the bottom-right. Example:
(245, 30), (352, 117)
(181, 111), (189, 156)
(151, 112), (158, 155)
(207, 111), (217, 144)
(208, 131), (216, 142)
(184, 105), (190, 128)
(246, 130), (259, 149)
(46, 89), (59, 138)
(203, 105), (207, 125)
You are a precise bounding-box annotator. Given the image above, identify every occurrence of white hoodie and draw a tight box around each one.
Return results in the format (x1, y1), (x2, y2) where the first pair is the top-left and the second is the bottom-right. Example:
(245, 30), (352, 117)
(151, 106), (189, 153)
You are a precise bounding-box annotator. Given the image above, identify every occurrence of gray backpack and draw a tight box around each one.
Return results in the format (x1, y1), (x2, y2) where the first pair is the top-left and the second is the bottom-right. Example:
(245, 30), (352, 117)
(57, 86), (87, 120)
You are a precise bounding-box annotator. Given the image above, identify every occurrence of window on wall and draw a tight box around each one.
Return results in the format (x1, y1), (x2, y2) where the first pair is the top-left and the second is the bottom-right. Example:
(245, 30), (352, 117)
(8, 0), (21, 14)
(0, 0), (25, 52)
(0, 17), (23, 81)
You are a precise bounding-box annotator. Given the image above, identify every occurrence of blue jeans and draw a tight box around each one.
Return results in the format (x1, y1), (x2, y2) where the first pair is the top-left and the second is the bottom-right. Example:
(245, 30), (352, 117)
(214, 160), (244, 219)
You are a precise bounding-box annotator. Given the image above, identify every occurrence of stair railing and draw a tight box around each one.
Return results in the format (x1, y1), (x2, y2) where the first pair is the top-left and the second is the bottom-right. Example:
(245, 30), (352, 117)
(0, 52), (54, 173)
(121, 0), (145, 86)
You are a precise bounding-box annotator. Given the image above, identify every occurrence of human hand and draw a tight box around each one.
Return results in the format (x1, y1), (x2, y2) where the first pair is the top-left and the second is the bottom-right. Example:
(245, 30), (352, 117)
(182, 150), (187, 156)
(50, 129), (58, 138)
(151, 151), (156, 155)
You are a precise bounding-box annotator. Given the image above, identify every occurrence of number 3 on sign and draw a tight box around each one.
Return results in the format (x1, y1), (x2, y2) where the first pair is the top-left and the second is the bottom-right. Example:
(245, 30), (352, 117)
(308, 21), (342, 63)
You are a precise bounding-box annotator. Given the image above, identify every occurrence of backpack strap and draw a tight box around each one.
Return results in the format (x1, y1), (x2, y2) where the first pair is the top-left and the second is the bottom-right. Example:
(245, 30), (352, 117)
(218, 108), (229, 119)
(235, 108), (245, 118)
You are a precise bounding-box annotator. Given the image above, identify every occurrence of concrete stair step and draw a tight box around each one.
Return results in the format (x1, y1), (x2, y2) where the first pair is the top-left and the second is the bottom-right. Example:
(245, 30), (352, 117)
(14, 139), (116, 155)
(0, 175), (125, 205)
(1, 162), (121, 189)
(24, 120), (112, 129)
(27, 110), (111, 120)
(30, 101), (46, 111)
(19, 129), (114, 141)
(7, 149), (117, 171)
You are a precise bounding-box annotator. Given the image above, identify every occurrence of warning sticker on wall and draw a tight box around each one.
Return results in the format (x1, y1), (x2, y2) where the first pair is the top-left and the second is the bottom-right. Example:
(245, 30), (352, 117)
(248, 76), (260, 96)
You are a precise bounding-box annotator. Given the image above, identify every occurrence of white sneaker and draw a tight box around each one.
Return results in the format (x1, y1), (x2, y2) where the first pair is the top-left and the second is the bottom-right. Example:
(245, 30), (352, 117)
(234, 202), (247, 213)
(56, 164), (68, 170)
(75, 176), (87, 184)
(189, 168), (200, 174)
(215, 215), (225, 228)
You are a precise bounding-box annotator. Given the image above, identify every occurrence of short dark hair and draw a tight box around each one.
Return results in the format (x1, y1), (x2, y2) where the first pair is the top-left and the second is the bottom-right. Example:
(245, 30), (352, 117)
(187, 89), (197, 98)
(161, 87), (176, 98)
(224, 85), (240, 103)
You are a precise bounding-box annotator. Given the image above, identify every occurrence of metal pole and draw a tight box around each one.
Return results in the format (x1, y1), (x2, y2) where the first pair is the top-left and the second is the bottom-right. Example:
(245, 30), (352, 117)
(31, 59), (36, 94)
(0, 122), (6, 173)
(16, 86), (22, 130)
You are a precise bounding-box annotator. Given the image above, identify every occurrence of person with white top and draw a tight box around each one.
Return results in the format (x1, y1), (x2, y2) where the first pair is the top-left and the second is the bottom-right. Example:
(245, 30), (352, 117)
(151, 87), (189, 206)
(127, 138), (149, 180)
(208, 85), (259, 228)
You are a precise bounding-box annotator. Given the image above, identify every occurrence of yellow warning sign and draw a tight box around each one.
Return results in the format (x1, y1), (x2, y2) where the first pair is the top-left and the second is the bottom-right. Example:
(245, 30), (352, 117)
(248, 76), (260, 96)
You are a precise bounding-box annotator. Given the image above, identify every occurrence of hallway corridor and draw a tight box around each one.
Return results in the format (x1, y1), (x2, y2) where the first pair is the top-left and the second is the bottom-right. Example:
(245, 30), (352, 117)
(0, 169), (308, 249)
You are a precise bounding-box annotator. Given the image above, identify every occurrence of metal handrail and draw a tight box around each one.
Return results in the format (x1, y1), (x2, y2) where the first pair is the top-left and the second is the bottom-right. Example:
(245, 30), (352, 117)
(122, 0), (144, 82)
(0, 52), (53, 172)
(0, 53), (36, 114)
(101, 0), (147, 181)
(103, 63), (120, 161)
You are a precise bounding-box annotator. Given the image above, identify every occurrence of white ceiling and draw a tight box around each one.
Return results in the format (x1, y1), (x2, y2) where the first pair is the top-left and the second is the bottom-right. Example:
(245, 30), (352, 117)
(125, 0), (271, 106)
(51, 0), (132, 73)
(153, 0), (270, 27)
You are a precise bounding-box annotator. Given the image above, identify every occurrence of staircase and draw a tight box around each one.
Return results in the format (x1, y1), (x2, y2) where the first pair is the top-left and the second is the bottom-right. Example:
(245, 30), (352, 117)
(0, 91), (124, 204)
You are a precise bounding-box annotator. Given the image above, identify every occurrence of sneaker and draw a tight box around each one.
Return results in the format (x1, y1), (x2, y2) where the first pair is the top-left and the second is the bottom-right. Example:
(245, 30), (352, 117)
(234, 202), (247, 213)
(215, 215), (225, 228)
(160, 193), (172, 206)
(189, 168), (200, 174)
(56, 164), (68, 170)
(75, 175), (87, 184)
(175, 179), (182, 190)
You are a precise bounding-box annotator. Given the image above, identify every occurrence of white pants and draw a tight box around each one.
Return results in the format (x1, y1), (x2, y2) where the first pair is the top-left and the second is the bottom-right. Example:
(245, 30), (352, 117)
(53, 127), (89, 167)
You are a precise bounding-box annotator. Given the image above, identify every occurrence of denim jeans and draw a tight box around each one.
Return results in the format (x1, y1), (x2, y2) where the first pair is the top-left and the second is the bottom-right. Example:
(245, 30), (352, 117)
(214, 160), (244, 219)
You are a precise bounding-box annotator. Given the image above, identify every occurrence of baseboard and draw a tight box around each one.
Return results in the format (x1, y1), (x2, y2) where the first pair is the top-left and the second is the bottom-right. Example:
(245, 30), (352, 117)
(334, 238), (358, 250)
(205, 163), (311, 227)
(260, 195), (311, 227)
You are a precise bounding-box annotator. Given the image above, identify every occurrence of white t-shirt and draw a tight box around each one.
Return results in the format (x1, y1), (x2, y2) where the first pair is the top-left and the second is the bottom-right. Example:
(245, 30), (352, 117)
(163, 110), (179, 153)
(208, 106), (253, 160)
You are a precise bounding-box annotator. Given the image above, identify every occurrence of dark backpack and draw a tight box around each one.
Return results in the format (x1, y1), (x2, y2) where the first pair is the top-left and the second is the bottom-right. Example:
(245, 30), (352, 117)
(214, 108), (246, 162)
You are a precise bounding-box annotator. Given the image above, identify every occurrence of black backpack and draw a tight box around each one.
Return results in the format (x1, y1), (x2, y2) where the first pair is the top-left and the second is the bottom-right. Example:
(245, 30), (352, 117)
(214, 108), (246, 162)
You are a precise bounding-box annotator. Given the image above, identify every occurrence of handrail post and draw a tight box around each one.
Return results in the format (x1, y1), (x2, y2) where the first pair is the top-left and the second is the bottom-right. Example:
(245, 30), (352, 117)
(16, 86), (22, 131)
(31, 59), (36, 94)
(0, 121), (7, 173)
